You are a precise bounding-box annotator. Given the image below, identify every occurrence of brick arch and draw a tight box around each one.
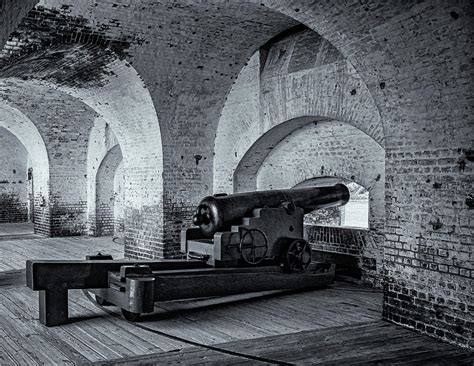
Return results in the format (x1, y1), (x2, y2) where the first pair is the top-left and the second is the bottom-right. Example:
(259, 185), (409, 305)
(239, 119), (385, 228)
(0, 127), (29, 223)
(0, 1), (300, 256)
(95, 144), (123, 237)
(232, 116), (384, 193)
(255, 2), (472, 347)
(86, 117), (120, 236)
(1, 48), (164, 256)
(206, 1), (471, 346)
(0, 102), (50, 232)
(50, 59), (165, 258)
(214, 33), (383, 194)
(232, 116), (328, 193)
(0, 79), (99, 235)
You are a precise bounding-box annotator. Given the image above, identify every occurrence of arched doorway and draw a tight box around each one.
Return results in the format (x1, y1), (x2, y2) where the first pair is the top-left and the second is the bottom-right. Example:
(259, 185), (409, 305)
(0, 103), (50, 235)
(95, 145), (123, 237)
(0, 127), (29, 223)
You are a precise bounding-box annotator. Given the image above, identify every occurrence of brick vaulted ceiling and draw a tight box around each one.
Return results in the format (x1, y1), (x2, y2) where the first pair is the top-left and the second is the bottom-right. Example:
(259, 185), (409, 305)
(0, 1), (299, 92)
(0, 1), (471, 203)
(0, 0), (301, 197)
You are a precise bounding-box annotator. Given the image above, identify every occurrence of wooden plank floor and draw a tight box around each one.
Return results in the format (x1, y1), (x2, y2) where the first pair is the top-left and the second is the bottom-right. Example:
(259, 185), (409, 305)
(0, 235), (124, 271)
(97, 321), (473, 365)
(1, 232), (471, 364)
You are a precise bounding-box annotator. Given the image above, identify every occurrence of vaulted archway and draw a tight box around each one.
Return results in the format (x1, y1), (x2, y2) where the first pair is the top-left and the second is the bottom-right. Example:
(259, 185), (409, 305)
(0, 102), (50, 233)
(95, 144), (123, 237)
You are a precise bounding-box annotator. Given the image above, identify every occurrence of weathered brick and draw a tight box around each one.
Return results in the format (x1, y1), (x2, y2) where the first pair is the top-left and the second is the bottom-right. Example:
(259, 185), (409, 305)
(0, 127), (29, 223)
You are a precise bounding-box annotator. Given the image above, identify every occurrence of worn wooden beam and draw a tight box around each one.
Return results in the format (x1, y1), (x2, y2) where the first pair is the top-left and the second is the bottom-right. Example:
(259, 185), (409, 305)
(39, 288), (68, 326)
(152, 266), (335, 301)
(26, 259), (209, 290)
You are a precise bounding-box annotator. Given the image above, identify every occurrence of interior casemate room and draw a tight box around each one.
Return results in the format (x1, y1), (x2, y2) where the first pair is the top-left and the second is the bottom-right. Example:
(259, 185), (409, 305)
(0, 0), (472, 364)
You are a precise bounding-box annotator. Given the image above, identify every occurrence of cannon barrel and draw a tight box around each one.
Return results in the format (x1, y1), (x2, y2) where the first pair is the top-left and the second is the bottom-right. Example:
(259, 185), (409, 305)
(193, 184), (350, 238)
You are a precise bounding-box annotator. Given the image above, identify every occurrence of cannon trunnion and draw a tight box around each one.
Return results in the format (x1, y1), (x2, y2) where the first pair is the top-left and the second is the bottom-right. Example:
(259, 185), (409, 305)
(26, 185), (347, 326)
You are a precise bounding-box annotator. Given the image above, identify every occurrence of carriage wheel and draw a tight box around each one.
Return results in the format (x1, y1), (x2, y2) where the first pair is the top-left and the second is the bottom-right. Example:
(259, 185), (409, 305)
(283, 238), (312, 273)
(239, 228), (268, 265)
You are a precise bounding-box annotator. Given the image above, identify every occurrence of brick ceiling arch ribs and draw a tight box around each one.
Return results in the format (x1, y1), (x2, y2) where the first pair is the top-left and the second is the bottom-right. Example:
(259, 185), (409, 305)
(96, 144), (123, 185)
(0, 56), (165, 211)
(0, 78), (104, 236)
(5, 1), (460, 152)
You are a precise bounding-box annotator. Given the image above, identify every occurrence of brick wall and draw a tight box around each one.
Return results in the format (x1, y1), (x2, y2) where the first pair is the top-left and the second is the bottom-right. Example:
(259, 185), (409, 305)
(50, 199), (87, 236)
(306, 226), (367, 257)
(46, 60), (165, 258)
(33, 194), (50, 236)
(95, 203), (114, 236)
(305, 225), (378, 283)
(260, 0), (473, 349)
(0, 1), (296, 258)
(77, 63), (165, 258)
(123, 3), (296, 258)
(0, 193), (28, 223)
(0, 127), (29, 223)
(1, 53), (162, 244)
(0, 79), (97, 236)
(113, 160), (125, 238)
(0, 5), (164, 251)
(219, 1), (474, 348)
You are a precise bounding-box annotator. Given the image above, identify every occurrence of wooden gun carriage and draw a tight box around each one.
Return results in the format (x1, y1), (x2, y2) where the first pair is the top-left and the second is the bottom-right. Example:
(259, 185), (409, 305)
(26, 184), (349, 326)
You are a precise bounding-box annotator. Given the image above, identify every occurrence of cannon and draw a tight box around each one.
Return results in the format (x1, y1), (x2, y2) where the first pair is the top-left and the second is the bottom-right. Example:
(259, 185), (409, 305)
(26, 184), (348, 326)
(183, 184), (349, 270)
(193, 184), (349, 237)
